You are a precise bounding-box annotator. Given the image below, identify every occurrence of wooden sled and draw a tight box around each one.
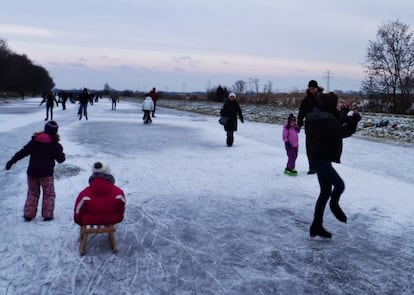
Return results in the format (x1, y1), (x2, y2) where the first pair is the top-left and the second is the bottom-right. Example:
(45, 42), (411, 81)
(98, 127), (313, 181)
(79, 224), (118, 255)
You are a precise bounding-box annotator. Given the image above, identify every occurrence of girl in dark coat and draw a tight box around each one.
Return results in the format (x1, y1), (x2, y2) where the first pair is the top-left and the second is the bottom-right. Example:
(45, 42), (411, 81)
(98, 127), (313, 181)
(220, 92), (244, 147)
(305, 92), (361, 238)
(5, 121), (66, 221)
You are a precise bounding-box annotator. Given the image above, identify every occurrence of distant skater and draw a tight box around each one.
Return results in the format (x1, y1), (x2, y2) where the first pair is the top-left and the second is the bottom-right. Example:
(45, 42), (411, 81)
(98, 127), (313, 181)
(306, 92), (361, 239)
(110, 92), (120, 111)
(39, 91), (59, 121)
(5, 121), (65, 221)
(142, 96), (155, 124)
(78, 88), (90, 120)
(282, 113), (300, 176)
(220, 92), (244, 147)
(148, 87), (158, 117)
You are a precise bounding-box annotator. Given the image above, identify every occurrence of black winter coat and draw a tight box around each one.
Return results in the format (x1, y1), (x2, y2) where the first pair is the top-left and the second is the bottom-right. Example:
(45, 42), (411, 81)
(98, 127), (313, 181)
(9, 132), (65, 177)
(220, 100), (244, 132)
(305, 111), (358, 163)
(297, 90), (320, 128)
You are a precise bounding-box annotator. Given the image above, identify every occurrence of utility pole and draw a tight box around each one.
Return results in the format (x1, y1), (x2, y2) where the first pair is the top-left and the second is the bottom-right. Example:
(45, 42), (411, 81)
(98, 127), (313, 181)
(323, 70), (334, 92)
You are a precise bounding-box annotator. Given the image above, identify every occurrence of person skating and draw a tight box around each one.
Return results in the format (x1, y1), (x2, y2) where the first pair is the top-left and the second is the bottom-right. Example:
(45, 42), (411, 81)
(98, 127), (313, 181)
(39, 91), (59, 121)
(5, 121), (66, 221)
(148, 87), (158, 117)
(142, 96), (154, 124)
(110, 92), (120, 111)
(306, 92), (361, 238)
(220, 92), (244, 147)
(78, 88), (90, 120)
(282, 113), (300, 176)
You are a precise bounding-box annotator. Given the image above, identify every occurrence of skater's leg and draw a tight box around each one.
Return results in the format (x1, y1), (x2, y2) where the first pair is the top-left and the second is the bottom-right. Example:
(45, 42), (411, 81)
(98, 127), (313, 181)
(310, 160), (332, 238)
(40, 176), (56, 220)
(24, 176), (41, 220)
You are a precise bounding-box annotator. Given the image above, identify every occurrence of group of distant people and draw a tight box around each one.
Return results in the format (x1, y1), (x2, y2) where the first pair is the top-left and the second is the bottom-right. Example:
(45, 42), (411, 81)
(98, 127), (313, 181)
(4, 81), (362, 249)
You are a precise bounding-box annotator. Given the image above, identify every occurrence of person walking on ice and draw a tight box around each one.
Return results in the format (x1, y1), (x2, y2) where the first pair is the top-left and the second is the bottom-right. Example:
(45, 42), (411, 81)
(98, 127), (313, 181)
(5, 121), (66, 221)
(220, 92), (244, 147)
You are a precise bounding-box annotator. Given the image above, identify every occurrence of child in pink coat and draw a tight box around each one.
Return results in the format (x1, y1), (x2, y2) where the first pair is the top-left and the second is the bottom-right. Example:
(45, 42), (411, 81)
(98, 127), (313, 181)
(282, 114), (300, 175)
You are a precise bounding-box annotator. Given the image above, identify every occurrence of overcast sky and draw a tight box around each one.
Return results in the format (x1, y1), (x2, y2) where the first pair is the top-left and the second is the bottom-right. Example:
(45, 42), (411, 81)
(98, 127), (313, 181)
(1, 0), (414, 92)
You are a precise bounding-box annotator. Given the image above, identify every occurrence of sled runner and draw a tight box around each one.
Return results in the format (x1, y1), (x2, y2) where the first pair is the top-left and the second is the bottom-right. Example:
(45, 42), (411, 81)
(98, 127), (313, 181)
(79, 224), (118, 255)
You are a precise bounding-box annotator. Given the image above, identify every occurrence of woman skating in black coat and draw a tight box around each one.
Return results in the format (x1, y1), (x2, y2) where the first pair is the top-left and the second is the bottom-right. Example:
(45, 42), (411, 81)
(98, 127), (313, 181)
(220, 92), (244, 147)
(305, 92), (361, 238)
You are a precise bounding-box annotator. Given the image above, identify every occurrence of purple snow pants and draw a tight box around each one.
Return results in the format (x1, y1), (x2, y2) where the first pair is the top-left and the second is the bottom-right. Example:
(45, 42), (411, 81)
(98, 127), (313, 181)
(24, 176), (56, 219)
(286, 146), (298, 170)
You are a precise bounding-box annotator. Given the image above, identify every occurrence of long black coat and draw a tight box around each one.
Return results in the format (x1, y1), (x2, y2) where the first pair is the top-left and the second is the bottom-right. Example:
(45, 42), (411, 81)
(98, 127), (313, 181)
(297, 90), (320, 128)
(220, 100), (244, 132)
(305, 111), (358, 163)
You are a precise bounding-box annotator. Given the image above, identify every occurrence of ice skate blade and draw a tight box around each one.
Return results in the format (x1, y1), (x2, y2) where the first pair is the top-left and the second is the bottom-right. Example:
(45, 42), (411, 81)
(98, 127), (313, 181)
(309, 235), (332, 241)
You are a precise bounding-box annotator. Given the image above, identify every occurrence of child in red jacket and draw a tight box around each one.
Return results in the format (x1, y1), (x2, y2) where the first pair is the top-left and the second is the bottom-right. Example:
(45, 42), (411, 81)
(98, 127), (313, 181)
(74, 162), (126, 226)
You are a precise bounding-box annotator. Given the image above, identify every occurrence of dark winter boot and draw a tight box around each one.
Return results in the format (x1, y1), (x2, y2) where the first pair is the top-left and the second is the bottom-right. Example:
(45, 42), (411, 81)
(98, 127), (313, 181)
(329, 201), (347, 223)
(310, 223), (332, 239)
(226, 136), (234, 147)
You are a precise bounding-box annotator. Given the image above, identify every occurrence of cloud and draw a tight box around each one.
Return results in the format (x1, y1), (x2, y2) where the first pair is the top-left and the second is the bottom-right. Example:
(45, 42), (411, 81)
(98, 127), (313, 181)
(0, 23), (52, 37)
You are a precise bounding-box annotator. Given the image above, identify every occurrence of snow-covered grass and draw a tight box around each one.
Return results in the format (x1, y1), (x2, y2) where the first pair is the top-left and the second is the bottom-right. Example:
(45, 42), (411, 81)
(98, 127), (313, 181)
(158, 99), (414, 144)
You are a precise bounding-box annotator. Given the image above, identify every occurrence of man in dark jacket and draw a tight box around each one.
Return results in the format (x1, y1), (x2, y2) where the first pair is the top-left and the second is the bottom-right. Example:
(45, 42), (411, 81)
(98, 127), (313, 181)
(5, 121), (65, 221)
(148, 87), (158, 117)
(78, 88), (90, 120)
(297, 80), (322, 174)
(39, 91), (59, 121)
(220, 92), (244, 147)
(305, 92), (361, 239)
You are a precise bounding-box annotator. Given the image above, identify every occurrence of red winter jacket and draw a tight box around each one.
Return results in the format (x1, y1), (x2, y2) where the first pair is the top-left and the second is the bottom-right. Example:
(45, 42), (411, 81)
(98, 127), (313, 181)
(74, 176), (126, 226)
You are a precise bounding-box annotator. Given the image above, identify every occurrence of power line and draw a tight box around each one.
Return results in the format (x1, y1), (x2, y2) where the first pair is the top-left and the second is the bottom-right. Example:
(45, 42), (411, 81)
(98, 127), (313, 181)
(323, 70), (334, 92)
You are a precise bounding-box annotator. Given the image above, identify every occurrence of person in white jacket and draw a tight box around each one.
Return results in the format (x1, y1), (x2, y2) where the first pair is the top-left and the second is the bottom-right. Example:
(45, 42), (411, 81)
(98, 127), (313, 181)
(142, 96), (155, 123)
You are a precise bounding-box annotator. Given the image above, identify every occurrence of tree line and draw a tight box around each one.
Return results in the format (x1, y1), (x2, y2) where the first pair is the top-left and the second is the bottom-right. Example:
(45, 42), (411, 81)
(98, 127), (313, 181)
(2, 19), (414, 114)
(0, 39), (54, 97)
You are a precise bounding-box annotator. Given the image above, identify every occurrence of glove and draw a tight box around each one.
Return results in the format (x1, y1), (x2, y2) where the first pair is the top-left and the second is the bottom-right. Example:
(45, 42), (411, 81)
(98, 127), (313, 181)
(5, 160), (13, 170)
(285, 141), (292, 149)
(240, 118), (244, 123)
(347, 110), (361, 122)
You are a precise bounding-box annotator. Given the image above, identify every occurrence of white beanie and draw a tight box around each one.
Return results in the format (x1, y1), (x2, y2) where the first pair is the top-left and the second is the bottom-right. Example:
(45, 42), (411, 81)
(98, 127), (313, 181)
(92, 162), (111, 174)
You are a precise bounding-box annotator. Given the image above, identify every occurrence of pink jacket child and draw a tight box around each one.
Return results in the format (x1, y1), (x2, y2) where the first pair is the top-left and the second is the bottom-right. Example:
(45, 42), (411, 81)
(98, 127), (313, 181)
(282, 114), (300, 175)
(74, 162), (126, 226)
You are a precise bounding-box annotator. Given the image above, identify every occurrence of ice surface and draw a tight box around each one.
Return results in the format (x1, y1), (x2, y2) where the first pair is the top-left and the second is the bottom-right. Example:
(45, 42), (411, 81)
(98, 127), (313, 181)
(0, 98), (413, 294)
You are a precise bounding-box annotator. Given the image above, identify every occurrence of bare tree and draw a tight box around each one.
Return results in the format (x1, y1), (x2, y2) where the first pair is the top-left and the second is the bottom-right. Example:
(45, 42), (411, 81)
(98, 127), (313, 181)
(363, 19), (414, 113)
(263, 80), (273, 94)
(253, 78), (260, 95)
(232, 80), (246, 94)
